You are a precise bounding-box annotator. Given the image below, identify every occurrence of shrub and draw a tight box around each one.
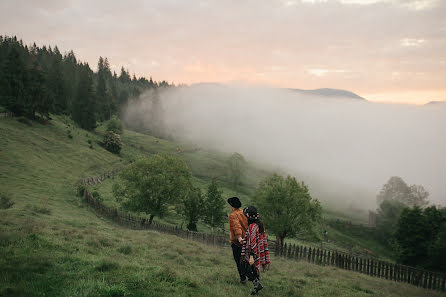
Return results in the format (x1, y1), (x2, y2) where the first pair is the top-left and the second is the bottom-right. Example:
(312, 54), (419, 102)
(103, 131), (122, 155)
(92, 191), (103, 201)
(106, 116), (123, 135)
(0, 193), (14, 209)
(76, 183), (86, 197)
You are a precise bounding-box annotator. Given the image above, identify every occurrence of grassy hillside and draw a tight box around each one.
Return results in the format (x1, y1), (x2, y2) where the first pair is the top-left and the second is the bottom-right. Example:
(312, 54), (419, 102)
(2, 115), (439, 297)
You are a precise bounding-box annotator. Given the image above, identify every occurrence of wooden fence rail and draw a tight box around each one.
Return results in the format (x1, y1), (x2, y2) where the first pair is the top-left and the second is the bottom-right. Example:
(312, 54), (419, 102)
(78, 170), (445, 293)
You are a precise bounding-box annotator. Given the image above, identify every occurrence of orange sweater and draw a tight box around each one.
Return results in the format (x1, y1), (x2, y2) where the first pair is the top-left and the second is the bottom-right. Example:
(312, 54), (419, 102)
(229, 208), (248, 243)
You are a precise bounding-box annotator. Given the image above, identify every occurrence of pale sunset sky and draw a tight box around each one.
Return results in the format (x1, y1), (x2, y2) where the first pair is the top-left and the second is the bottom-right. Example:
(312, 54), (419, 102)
(1, 0), (445, 104)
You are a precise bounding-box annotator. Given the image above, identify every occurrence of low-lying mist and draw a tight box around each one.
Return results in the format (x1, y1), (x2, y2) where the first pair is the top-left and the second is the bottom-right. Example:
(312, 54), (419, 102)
(123, 84), (446, 211)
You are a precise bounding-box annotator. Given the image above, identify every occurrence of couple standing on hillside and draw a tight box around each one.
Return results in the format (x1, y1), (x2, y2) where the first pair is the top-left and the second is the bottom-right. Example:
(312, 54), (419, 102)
(227, 197), (270, 296)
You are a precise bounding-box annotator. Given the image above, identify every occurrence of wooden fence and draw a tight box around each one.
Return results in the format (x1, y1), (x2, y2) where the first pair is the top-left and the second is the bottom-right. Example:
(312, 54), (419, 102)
(276, 240), (445, 292)
(83, 188), (230, 248)
(78, 169), (445, 293)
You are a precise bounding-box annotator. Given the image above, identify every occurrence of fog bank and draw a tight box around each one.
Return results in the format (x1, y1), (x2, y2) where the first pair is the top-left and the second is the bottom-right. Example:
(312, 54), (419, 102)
(124, 84), (446, 210)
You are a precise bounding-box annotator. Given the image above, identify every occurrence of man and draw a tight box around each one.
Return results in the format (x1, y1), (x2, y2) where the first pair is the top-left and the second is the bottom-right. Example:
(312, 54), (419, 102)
(227, 196), (248, 284)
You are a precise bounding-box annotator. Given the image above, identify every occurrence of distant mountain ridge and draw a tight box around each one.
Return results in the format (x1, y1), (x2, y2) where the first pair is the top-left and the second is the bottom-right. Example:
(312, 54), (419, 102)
(190, 83), (366, 100)
(290, 88), (365, 100)
(425, 100), (446, 105)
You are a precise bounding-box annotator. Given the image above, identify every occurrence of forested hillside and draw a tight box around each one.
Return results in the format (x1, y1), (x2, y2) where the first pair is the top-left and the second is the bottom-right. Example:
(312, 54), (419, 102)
(0, 35), (170, 128)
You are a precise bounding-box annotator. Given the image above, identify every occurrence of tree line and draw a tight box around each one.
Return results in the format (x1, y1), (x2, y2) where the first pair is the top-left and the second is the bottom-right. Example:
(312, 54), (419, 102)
(0, 35), (171, 129)
(375, 176), (445, 272)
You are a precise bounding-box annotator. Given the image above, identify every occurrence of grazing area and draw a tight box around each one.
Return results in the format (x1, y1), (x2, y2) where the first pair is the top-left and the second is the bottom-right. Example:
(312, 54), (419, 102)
(1, 115), (444, 296)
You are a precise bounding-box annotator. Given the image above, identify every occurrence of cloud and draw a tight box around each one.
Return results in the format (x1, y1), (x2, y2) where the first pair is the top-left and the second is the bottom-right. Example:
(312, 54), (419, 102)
(308, 69), (347, 77)
(400, 38), (426, 47)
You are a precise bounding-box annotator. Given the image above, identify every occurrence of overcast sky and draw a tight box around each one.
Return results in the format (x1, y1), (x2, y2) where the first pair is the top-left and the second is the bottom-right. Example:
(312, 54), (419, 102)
(1, 0), (445, 104)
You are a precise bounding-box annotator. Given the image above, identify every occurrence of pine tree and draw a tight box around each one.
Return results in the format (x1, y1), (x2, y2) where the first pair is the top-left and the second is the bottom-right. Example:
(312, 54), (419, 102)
(28, 60), (51, 119)
(203, 178), (225, 232)
(72, 65), (96, 130)
(0, 46), (28, 115)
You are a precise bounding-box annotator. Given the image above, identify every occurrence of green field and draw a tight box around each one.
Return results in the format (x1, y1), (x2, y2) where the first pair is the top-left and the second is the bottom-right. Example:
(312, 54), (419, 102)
(1, 115), (442, 297)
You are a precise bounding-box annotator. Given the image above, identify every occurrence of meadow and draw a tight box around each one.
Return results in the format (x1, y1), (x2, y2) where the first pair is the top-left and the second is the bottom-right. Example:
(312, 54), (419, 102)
(1, 115), (442, 297)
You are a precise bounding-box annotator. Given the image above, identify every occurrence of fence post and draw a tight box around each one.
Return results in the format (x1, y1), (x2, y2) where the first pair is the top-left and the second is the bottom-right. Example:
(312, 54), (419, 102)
(432, 273), (437, 291)
(428, 272), (433, 290)
(294, 245), (299, 260)
(288, 244), (292, 258)
(441, 274), (445, 292)
(283, 243), (287, 258)
(347, 255), (350, 270)
(323, 250), (327, 266)
(423, 270), (428, 289)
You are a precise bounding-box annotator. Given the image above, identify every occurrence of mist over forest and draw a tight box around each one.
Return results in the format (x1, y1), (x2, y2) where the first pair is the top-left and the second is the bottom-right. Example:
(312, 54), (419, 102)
(124, 84), (446, 210)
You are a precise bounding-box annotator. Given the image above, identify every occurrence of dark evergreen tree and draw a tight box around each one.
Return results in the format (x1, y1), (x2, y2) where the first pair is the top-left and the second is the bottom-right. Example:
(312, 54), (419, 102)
(203, 178), (225, 231)
(28, 60), (51, 118)
(0, 45), (28, 114)
(72, 64), (96, 130)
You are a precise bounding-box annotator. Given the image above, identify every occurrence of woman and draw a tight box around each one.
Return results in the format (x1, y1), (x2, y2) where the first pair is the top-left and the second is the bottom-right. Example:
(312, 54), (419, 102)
(241, 206), (270, 295)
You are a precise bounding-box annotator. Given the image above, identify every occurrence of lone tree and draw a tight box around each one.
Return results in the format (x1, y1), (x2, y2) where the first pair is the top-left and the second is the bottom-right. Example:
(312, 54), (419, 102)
(377, 176), (429, 208)
(253, 174), (322, 247)
(228, 152), (246, 189)
(202, 178), (225, 232)
(180, 187), (204, 232)
(113, 153), (192, 224)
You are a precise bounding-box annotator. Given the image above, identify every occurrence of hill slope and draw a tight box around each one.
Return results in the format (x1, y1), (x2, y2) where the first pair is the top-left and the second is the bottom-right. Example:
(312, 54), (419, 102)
(0, 116), (442, 297)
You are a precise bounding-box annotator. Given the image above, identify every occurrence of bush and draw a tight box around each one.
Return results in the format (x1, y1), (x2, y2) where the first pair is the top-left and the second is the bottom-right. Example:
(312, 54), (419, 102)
(103, 131), (122, 155)
(92, 191), (103, 201)
(76, 183), (86, 197)
(106, 116), (123, 135)
(0, 193), (14, 209)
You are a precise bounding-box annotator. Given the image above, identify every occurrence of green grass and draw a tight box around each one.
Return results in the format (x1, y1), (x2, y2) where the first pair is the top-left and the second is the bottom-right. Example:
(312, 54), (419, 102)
(2, 115), (442, 297)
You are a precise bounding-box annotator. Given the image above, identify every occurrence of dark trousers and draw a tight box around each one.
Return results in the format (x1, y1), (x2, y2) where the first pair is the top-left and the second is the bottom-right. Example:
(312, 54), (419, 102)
(231, 243), (246, 281)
